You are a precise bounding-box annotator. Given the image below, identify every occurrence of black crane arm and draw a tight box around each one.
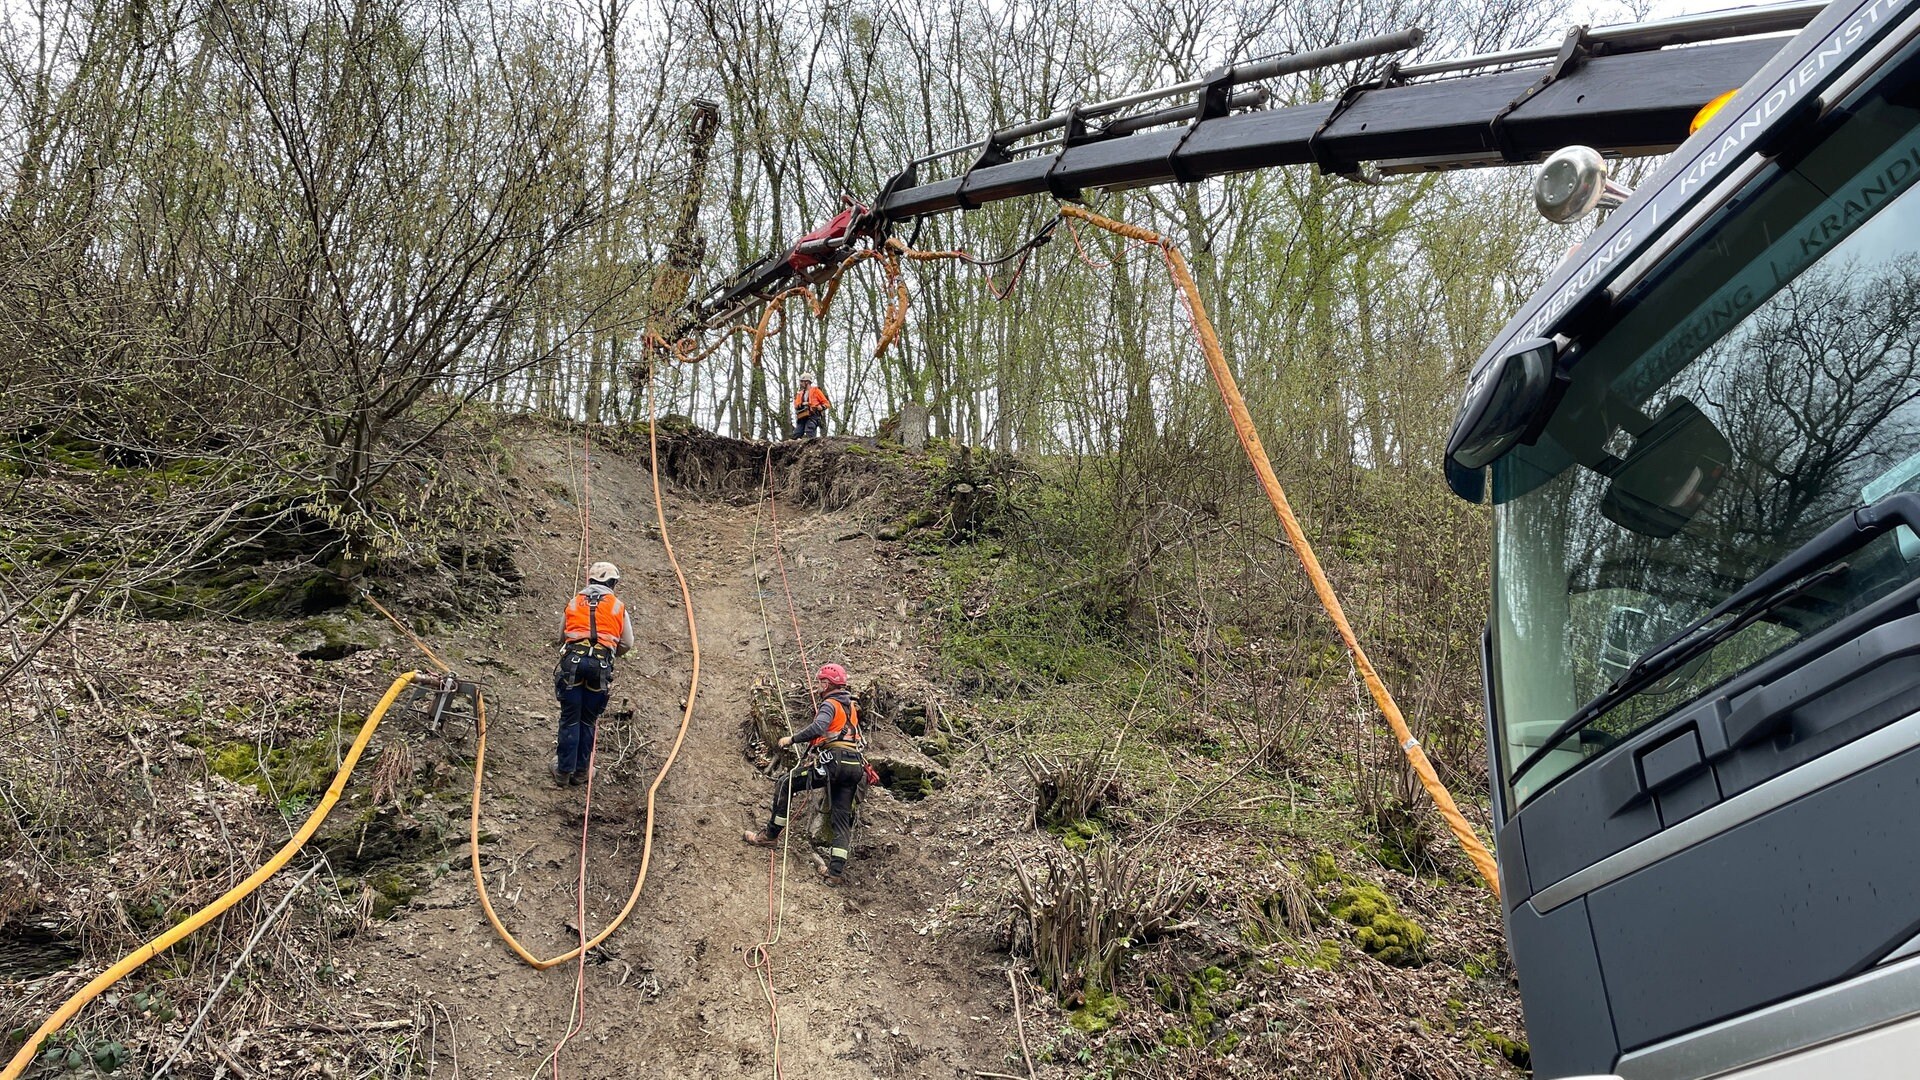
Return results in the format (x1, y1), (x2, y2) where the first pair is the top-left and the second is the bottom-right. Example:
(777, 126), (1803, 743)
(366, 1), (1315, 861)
(691, 2), (1823, 329)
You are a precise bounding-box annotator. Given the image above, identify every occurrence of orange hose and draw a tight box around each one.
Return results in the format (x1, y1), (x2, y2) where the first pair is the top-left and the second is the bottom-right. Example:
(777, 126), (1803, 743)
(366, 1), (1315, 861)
(1060, 205), (1501, 898)
(667, 234), (1045, 371)
(2, 672), (422, 1080)
(467, 374), (704, 968)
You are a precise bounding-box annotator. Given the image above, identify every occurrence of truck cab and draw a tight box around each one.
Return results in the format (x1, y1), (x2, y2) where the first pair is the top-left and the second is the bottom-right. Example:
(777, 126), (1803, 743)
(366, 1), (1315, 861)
(1448, 0), (1920, 1075)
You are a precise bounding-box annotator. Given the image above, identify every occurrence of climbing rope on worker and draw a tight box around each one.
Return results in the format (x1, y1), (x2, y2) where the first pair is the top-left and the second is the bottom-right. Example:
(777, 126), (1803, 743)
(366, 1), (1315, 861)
(464, 374), (705, 970)
(742, 662), (875, 887)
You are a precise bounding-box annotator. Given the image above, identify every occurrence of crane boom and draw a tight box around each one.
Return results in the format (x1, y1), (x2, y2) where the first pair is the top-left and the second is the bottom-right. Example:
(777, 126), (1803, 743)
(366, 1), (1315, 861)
(690, 2), (1823, 329)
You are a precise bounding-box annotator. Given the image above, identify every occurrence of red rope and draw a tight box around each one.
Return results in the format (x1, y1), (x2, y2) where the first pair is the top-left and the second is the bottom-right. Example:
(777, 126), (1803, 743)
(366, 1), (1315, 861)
(980, 245), (1036, 301)
(764, 448), (817, 710)
(748, 843), (788, 1080)
(745, 444), (836, 1080)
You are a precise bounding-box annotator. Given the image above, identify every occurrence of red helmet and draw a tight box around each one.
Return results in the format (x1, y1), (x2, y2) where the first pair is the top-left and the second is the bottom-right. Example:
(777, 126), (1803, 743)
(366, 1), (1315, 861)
(816, 663), (848, 686)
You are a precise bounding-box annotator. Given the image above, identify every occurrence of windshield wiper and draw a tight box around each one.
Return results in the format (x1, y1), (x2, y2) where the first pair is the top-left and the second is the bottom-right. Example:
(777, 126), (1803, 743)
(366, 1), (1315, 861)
(1510, 491), (1920, 786)
(1511, 564), (1850, 783)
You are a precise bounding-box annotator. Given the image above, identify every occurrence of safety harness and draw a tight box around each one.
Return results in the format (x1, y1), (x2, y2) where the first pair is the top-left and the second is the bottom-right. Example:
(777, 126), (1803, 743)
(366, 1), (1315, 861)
(794, 385), (830, 425)
(557, 593), (617, 692)
(807, 692), (881, 796)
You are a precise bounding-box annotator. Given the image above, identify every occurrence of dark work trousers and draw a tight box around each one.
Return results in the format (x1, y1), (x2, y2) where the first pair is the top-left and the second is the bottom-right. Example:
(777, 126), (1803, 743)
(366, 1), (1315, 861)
(765, 756), (867, 872)
(555, 676), (611, 775)
(790, 414), (823, 439)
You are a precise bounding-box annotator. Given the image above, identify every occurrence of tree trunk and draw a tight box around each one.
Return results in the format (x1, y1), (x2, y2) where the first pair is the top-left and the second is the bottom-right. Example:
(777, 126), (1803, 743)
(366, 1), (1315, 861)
(899, 403), (930, 450)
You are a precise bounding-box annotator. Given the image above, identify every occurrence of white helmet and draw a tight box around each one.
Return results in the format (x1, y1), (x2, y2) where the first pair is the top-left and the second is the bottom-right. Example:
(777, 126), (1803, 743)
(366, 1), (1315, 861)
(800, 373), (817, 384)
(588, 561), (620, 585)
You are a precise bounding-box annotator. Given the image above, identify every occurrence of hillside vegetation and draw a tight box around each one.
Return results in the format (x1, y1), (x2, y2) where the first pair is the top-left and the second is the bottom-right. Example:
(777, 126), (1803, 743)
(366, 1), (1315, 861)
(2, 422), (1524, 1079)
(0, 0), (1592, 1075)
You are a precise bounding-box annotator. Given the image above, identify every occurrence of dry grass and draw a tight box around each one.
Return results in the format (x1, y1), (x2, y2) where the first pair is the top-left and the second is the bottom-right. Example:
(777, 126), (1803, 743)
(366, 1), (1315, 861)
(0, 618), (451, 1077)
(368, 740), (417, 810)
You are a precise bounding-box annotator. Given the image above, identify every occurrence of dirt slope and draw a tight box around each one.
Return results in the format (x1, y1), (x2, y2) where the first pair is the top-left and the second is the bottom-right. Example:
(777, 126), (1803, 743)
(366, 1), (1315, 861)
(336, 433), (1010, 1078)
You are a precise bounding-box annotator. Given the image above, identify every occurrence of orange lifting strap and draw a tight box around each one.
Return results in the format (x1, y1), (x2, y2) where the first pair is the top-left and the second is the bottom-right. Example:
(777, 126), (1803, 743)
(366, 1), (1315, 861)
(1060, 205), (1501, 899)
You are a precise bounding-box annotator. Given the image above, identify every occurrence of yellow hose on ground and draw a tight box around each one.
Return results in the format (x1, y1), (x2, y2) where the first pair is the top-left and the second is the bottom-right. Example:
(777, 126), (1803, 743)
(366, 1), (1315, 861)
(1061, 205), (1502, 899)
(466, 374), (704, 969)
(1, 671), (422, 1080)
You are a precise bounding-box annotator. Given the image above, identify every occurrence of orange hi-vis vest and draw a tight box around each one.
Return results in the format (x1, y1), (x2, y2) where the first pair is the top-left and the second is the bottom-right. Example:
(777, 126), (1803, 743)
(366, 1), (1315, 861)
(810, 695), (862, 749)
(563, 592), (626, 649)
(795, 386), (829, 413)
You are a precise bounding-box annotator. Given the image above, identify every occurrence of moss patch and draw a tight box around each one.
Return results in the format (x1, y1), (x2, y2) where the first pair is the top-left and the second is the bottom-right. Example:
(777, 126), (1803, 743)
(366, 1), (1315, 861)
(1279, 938), (1343, 971)
(1475, 1026), (1530, 1070)
(1306, 851), (1344, 886)
(1329, 884), (1427, 967)
(205, 724), (355, 803)
(1151, 965), (1240, 1051)
(1054, 819), (1103, 852)
(1067, 985), (1124, 1034)
(361, 869), (425, 921)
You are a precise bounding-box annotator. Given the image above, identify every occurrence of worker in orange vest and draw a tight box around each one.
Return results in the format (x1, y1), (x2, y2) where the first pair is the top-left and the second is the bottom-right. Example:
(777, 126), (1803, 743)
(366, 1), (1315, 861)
(743, 662), (869, 885)
(791, 374), (830, 439)
(551, 561), (634, 787)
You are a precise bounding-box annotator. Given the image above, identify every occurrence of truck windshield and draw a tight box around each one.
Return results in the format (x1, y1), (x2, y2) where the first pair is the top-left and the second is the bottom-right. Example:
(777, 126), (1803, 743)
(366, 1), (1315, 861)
(1490, 65), (1920, 808)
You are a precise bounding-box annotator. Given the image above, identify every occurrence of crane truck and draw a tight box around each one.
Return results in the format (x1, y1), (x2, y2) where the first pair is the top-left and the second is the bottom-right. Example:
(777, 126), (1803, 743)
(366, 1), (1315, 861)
(689, 1), (1920, 1074)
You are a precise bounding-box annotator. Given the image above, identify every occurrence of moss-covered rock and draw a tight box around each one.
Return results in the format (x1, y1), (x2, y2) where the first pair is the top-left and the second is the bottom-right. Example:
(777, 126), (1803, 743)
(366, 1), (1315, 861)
(360, 868), (426, 921)
(1329, 884), (1427, 967)
(914, 732), (953, 765)
(283, 613), (383, 661)
(867, 756), (943, 801)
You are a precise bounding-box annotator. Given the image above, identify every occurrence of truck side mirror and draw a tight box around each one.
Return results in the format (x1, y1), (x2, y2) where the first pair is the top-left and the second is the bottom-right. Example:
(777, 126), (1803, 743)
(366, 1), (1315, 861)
(1446, 337), (1565, 474)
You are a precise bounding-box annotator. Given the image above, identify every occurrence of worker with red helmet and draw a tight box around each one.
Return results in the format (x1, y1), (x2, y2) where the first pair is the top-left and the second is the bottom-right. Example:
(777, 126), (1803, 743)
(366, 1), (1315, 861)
(743, 662), (868, 885)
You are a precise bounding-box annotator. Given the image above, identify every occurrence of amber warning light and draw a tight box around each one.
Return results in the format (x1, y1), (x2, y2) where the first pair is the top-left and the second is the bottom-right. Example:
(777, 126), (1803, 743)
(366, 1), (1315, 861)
(1691, 88), (1741, 134)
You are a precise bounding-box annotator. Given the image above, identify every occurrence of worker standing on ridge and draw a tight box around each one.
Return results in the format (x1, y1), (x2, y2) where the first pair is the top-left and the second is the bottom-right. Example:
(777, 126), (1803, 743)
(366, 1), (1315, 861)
(743, 663), (868, 885)
(791, 374), (830, 439)
(552, 561), (634, 787)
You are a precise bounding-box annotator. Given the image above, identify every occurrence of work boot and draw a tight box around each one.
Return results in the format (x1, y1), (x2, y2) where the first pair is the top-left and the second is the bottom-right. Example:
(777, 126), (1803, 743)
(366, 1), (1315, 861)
(550, 764), (568, 787)
(813, 853), (847, 887)
(570, 767), (592, 787)
(741, 829), (777, 848)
